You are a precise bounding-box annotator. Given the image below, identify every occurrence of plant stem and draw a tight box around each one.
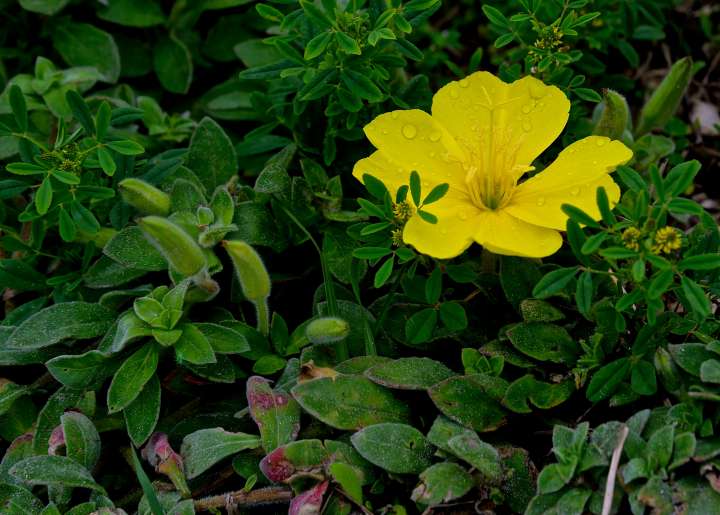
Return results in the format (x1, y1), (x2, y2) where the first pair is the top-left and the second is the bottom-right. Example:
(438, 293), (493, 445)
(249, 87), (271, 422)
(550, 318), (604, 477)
(254, 298), (270, 336)
(193, 486), (292, 512)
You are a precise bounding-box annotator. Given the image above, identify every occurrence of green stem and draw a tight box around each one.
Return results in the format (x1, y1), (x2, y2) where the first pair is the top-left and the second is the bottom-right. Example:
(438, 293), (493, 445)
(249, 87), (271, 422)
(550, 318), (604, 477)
(254, 298), (270, 336)
(279, 206), (346, 360)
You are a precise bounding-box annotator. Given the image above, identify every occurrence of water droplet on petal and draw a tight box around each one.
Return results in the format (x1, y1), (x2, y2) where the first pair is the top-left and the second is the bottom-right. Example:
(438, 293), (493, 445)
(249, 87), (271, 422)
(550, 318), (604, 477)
(429, 151), (436, 158)
(402, 124), (417, 139)
(536, 197), (546, 206)
(459, 78), (470, 88)
(596, 139), (607, 146)
(429, 131), (441, 142)
(440, 228), (448, 235)
(522, 120), (532, 132)
(521, 104), (532, 114)
(458, 211), (468, 221)
(529, 82), (547, 99)
(422, 181), (430, 188)
(449, 88), (459, 99)
(570, 186), (581, 196)
(391, 112), (399, 120)
(382, 129), (389, 135)
(592, 160), (598, 165)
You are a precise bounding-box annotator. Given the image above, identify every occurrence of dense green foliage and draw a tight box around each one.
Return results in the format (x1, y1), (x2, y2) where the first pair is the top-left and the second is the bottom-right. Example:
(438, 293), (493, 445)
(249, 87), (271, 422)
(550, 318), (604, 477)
(0, 0), (719, 514)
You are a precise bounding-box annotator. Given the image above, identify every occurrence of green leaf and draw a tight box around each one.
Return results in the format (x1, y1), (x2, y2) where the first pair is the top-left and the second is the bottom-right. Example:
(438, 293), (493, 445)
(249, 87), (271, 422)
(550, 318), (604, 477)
(374, 257), (394, 288)
(680, 276), (710, 318)
(194, 323), (250, 354)
(631, 360), (657, 395)
(105, 139), (144, 155)
(351, 423), (433, 474)
(174, 324), (216, 365)
(507, 322), (577, 364)
(65, 90), (95, 136)
(255, 3), (284, 22)
(6, 302), (114, 349)
(58, 208), (77, 242)
(154, 35), (193, 94)
(328, 462), (363, 503)
(405, 308), (437, 345)
(412, 462), (474, 506)
(9, 85), (27, 132)
(647, 269), (675, 299)
(61, 411), (101, 471)
(482, 5), (509, 27)
(574, 88), (602, 102)
(561, 204), (602, 228)
(18, 0), (70, 15)
(181, 428), (261, 479)
(107, 343), (160, 413)
(53, 21), (120, 83)
(70, 202), (100, 234)
(586, 358), (631, 402)
(97, 147), (116, 176)
(409, 170), (421, 206)
(124, 374), (161, 446)
(6, 162), (46, 175)
(32, 386), (85, 455)
(352, 247), (392, 260)
(291, 375), (410, 430)
(447, 431), (501, 480)
(9, 456), (103, 491)
(104, 226), (166, 272)
(678, 254), (720, 271)
(365, 357), (454, 390)
(646, 425), (674, 472)
(46, 349), (121, 390)
(425, 268), (442, 304)
(575, 271), (593, 317)
(129, 446), (163, 515)
(532, 267), (577, 299)
(35, 177), (53, 215)
(494, 33), (515, 48)
(335, 32), (361, 55)
(428, 375), (507, 432)
(304, 31), (333, 60)
(187, 117), (238, 191)
(246, 376), (301, 452)
(439, 302), (468, 331)
(98, 0), (165, 28)
(341, 69), (383, 102)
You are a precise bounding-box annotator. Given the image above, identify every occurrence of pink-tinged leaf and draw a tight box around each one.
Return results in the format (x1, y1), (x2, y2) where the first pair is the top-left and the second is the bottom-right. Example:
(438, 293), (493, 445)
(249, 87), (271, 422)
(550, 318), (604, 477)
(259, 446), (295, 482)
(246, 376), (301, 452)
(48, 425), (65, 456)
(289, 480), (329, 515)
(141, 432), (190, 496)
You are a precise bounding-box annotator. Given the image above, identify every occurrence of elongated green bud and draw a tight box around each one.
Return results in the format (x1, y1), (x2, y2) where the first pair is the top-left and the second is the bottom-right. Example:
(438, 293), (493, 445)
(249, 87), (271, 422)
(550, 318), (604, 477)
(119, 178), (171, 216)
(138, 216), (206, 277)
(223, 240), (271, 335)
(636, 57), (694, 136)
(305, 317), (350, 345)
(593, 89), (630, 140)
(654, 347), (682, 394)
(223, 240), (271, 301)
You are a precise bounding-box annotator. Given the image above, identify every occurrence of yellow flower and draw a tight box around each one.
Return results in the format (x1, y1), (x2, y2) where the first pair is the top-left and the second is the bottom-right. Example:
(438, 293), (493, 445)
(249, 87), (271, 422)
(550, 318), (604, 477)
(652, 226), (683, 254)
(352, 71), (633, 258)
(622, 227), (642, 251)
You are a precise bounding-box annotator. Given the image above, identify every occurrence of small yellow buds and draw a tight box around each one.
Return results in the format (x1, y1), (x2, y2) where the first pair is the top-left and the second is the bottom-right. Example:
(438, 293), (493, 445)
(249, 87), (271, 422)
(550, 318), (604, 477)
(393, 201), (414, 223)
(223, 240), (271, 335)
(305, 317), (350, 345)
(652, 226), (683, 254)
(138, 216), (206, 277)
(119, 178), (171, 216)
(621, 227), (642, 251)
(636, 57), (694, 136)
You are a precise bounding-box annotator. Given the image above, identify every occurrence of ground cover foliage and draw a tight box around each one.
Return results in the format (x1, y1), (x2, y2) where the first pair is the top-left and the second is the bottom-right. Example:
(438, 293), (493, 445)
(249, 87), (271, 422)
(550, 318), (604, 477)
(0, 0), (719, 513)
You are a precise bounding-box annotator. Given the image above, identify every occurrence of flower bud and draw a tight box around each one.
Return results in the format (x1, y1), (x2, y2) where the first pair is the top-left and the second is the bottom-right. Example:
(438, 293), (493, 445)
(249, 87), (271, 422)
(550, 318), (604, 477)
(636, 57), (694, 136)
(222, 240), (271, 302)
(305, 317), (350, 345)
(593, 89), (630, 140)
(289, 481), (329, 515)
(138, 216), (206, 277)
(142, 432), (190, 497)
(118, 178), (171, 216)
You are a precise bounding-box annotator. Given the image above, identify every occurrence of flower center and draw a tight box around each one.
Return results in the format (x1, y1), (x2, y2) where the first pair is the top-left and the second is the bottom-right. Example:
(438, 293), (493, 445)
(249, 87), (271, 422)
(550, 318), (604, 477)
(463, 162), (531, 211)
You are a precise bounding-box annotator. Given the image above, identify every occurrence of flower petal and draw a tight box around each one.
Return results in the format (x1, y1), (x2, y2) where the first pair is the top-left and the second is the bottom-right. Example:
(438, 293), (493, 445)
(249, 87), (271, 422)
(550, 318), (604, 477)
(402, 202), (482, 259)
(432, 72), (570, 175)
(474, 210), (563, 258)
(505, 136), (632, 230)
(360, 109), (469, 193)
